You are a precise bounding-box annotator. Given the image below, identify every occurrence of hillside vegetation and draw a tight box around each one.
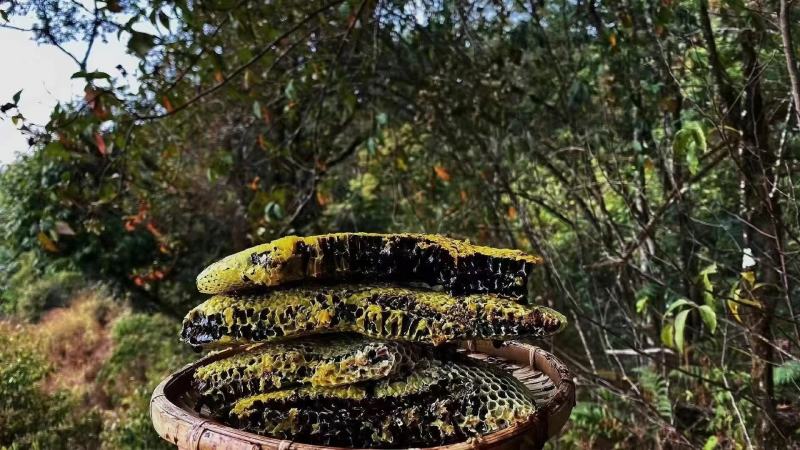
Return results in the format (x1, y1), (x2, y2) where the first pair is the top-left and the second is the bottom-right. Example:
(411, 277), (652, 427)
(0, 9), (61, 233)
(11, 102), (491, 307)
(1, 1), (800, 448)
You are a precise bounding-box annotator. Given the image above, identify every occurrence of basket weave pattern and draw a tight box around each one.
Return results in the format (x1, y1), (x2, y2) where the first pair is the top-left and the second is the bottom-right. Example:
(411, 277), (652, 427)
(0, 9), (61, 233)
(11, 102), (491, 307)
(150, 340), (574, 450)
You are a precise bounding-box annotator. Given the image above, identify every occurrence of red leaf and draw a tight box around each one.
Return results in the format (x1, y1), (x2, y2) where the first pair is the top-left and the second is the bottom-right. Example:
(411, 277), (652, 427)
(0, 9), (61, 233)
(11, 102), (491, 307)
(507, 206), (518, 220)
(94, 132), (107, 156)
(161, 95), (174, 113)
(316, 191), (331, 206)
(434, 166), (451, 182)
(145, 221), (163, 239)
(93, 96), (108, 119)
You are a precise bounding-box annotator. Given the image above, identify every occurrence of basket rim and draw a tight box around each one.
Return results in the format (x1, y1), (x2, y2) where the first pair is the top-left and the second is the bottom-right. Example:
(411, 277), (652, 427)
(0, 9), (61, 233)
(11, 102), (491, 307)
(150, 340), (575, 450)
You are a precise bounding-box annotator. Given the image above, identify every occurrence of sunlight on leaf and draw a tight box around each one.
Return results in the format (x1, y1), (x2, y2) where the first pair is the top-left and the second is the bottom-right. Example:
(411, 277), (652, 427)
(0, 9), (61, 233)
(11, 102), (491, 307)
(661, 321), (674, 349)
(675, 309), (690, 354)
(673, 122), (706, 175)
(698, 305), (717, 335)
(666, 298), (692, 315)
(37, 232), (59, 253)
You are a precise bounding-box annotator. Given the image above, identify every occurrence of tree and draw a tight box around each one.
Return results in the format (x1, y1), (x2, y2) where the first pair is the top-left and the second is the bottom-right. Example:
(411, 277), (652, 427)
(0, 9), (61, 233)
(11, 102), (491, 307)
(2, 0), (799, 447)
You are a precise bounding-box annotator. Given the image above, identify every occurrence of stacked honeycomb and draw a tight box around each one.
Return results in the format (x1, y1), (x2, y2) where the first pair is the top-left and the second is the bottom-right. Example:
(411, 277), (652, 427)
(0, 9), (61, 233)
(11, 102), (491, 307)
(179, 233), (566, 448)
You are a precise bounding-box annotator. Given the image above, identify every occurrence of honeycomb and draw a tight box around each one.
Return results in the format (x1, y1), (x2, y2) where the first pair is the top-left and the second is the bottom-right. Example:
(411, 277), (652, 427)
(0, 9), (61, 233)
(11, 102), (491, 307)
(193, 336), (423, 410)
(180, 285), (566, 348)
(229, 357), (537, 448)
(175, 233), (566, 448)
(196, 233), (542, 300)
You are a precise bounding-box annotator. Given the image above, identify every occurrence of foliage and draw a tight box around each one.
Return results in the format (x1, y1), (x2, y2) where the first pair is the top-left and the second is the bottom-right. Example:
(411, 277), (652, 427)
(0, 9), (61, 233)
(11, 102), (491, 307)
(636, 367), (672, 422)
(774, 361), (800, 388)
(0, 252), (83, 320)
(100, 385), (174, 450)
(0, 324), (103, 449)
(99, 312), (193, 449)
(558, 400), (629, 449)
(1, 0), (800, 447)
(101, 312), (192, 389)
(0, 285), (191, 449)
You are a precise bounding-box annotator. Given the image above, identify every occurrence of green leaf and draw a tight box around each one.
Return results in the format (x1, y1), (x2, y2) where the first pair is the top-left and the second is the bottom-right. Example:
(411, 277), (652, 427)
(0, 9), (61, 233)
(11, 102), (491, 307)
(698, 305), (717, 335)
(71, 71), (111, 80)
(675, 309), (690, 354)
(699, 263), (717, 307)
(158, 10), (170, 30)
(206, 151), (233, 183)
(666, 298), (693, 315)
(636, 296), (649, 315)
(348, 173), (379, 200)
(252, 100), (262, 119)
(366, 137), (377, 155)
(12, 89), (22, 104)
(699, 263), (718, 276)
(43, 142), (71, 160)
(97, 183), (118, 204)
(264, 202), (284, 222)
(703, 436), (718, 450)
(685, 144), (699, 175)
(661, 322), (674, 349)
(128, 31), (156, 57)
(0, 10), (8, 21)
(284, 80), (297, 101)
(773, 361), (800, 386)
(673, 122), (706, 175)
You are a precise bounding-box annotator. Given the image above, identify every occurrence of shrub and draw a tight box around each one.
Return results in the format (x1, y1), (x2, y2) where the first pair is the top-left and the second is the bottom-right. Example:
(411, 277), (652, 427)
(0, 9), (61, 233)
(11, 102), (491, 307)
(35, 289), (121, 395)
(0, 323), (103, 449)
(1, 252), (83, 321)
(98, 312), (193, 449)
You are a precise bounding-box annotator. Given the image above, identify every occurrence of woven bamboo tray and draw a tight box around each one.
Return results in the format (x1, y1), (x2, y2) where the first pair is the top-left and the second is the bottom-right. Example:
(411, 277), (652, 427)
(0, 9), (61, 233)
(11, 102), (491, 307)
(150, 340), (575, 450)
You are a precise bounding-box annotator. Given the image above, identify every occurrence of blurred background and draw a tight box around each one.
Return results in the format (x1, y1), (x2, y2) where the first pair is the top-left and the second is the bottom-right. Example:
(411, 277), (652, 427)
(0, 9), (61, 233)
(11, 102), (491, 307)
(1, 1), (799, 448)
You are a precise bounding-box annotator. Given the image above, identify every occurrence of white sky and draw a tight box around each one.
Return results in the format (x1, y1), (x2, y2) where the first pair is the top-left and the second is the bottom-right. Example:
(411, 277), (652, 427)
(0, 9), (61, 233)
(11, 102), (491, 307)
(0, 19), (137, 166)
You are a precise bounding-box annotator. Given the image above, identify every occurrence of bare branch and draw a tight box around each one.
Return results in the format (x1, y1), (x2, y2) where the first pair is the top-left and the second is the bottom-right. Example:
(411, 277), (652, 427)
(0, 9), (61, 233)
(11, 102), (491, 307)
(134, 0), (344, 121)
(779, 0), (800, 124)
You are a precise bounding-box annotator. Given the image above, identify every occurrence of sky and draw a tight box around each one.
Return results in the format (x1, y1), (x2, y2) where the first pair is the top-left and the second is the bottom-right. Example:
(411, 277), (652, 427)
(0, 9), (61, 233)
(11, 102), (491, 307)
(0, 19), (137, 166)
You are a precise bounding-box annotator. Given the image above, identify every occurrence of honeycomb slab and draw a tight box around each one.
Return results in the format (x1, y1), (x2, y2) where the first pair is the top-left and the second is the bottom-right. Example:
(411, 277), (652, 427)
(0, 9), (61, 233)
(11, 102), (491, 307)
(181, 285), (566, 347)
(193, 336), (423, 409)
(229, 358), (537, 448)
(196, 233), (542, 300)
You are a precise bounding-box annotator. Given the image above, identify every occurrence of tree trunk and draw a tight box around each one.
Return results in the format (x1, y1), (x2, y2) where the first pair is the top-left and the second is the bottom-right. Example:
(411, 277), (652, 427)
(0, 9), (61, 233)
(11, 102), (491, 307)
(697, 2), (784, 446)
(740, 29), (784, 449)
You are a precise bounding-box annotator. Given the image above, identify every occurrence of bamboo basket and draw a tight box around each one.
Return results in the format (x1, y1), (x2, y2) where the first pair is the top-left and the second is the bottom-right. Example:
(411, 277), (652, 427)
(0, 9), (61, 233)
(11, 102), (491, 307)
(150, 340), (575, 450)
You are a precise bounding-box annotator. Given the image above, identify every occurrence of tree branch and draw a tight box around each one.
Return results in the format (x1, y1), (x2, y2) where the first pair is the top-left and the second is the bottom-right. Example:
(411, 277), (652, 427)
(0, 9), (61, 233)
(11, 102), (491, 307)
(134, 0), (344, 121)
(779, 0), (800, 125)
(592, 143), (730, 268)
(697, 0), (740, 121)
